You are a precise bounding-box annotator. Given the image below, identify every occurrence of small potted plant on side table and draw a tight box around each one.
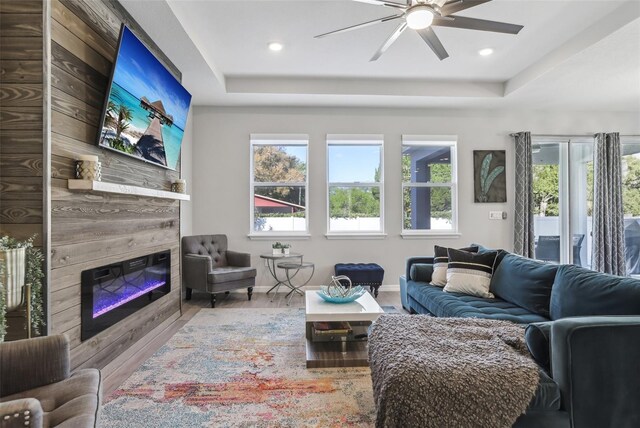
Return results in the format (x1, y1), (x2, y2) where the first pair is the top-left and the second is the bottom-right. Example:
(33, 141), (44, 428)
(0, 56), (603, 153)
(282, 243), (291, 256)
(272, 242), (283, 255)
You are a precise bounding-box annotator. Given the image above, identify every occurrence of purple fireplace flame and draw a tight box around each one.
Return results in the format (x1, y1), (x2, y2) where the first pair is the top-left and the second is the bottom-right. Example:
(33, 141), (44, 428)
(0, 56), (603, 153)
(93, 278), (166, 318)
(82, 250), (171, 341)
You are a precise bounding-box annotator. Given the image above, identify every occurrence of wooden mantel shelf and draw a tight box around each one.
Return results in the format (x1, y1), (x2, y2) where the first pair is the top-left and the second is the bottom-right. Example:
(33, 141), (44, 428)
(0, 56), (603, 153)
(67, 180), (191, 201)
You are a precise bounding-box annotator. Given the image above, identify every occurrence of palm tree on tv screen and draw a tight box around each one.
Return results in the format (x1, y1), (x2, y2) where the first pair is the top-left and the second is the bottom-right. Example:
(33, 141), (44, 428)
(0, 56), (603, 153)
(104, 101), (134, 154)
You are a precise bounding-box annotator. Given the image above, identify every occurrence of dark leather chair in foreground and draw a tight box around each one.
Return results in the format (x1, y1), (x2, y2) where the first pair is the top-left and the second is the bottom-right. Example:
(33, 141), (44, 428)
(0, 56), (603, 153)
(0, 335), (101, 427)
(182, 234), (256, 308)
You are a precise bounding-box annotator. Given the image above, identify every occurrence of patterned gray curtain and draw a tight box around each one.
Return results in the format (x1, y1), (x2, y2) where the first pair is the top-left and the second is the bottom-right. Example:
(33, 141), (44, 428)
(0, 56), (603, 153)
(592, 132), (626, 275)
(513, 132), (535, 258)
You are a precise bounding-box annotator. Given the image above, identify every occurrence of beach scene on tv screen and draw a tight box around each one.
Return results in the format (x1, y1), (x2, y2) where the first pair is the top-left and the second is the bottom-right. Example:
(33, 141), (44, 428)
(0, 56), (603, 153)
(99, 26), (191, 170)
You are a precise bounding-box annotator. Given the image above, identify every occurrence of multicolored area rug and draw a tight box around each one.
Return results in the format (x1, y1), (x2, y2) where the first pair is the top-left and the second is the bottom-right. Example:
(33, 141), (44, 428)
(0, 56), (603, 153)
(102, 308), (377, 427)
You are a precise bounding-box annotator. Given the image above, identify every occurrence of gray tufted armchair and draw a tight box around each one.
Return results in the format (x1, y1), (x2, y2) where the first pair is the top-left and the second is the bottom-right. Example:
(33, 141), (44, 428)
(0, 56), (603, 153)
(181, 234), (256, 308)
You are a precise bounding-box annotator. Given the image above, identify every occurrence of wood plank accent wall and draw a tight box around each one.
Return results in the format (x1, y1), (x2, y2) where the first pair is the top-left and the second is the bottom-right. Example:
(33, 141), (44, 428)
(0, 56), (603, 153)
(48, 0), (182, 370)
(0, 0), (44, 247)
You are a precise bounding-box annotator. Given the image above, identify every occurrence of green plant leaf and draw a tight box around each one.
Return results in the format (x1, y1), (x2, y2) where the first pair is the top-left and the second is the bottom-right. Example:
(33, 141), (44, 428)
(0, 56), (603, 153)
(482, 166), (505, 194)
(480, 153), (492, 185)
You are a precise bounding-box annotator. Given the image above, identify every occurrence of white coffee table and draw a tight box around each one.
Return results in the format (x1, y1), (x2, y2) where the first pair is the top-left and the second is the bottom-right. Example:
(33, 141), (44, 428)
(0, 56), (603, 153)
(305, 290), (384, 368)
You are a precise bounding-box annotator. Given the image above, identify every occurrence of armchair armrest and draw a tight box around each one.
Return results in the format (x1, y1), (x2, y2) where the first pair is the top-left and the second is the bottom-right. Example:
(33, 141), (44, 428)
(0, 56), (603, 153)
(405, 256), (434, 280)
(0, 335), (69, 398)
(0, 398), (43, 428)
(550, 316), (640, 428)
(182, 254), (213, 292)
(226, 250), (251, 267)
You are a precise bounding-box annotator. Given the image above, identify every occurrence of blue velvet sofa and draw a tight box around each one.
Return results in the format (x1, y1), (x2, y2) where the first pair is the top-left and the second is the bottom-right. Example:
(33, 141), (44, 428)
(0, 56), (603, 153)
(399, 249), (640, 428)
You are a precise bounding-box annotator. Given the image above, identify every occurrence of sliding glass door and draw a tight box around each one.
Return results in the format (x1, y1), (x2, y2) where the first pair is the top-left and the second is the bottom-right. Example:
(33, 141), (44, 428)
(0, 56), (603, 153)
(569, 142), (594, 269)
(622, 139), (640, 276)
(532, 136), (639, 275)
(532, 138), (593, 266)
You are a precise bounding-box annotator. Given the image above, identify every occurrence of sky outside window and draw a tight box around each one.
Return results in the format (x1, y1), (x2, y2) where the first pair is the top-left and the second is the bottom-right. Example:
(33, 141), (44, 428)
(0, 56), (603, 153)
(329, 145), (381, 183)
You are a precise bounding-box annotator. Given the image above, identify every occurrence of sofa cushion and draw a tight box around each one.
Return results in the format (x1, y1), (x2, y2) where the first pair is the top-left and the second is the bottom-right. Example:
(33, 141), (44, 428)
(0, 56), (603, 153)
(525, 322), (552, 372)
(2, 368), (101, 428)
(528, 369), (561, 411)
(550, 264), (640, 320)
(443, 248), (497, 298)
(410, 263), (434, 283)
(430, 245), (478, 286)
(408, 282), (549, 324)
(491, 253), (558, 318)
(208, 266), (257, 284)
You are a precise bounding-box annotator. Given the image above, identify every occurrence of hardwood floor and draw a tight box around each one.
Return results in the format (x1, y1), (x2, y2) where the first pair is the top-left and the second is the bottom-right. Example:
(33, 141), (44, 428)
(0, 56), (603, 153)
(102, 290), (404, 395)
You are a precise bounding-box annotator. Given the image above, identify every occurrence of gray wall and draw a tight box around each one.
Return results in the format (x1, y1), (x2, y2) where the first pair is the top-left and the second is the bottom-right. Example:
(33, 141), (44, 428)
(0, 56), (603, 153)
(190, 106), (640, 289)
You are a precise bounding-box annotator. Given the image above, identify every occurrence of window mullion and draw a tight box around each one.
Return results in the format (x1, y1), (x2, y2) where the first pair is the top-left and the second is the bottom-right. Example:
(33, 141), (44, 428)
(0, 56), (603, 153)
(254, 182), (307, 187)
(402, 183), (453, 188)
(329, 182), (381, 188)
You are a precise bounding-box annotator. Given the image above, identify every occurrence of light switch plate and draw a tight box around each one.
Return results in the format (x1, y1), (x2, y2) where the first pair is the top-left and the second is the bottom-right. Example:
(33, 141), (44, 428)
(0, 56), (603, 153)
(489, 211), (503, 220)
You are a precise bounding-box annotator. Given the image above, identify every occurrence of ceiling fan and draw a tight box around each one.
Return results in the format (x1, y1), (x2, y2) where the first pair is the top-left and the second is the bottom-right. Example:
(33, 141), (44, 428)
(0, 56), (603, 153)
(315, 0), (524, 61)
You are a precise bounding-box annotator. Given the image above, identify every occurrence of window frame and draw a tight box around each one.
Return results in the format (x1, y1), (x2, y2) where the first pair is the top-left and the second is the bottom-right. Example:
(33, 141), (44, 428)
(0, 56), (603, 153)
(401, 136), (459, 237)
(326, 134), (385, 238)
(249, 134), (310, 238)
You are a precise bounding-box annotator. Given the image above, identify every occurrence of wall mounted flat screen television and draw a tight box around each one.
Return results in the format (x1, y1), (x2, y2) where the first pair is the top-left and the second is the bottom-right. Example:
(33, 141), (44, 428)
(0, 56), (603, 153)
(97, 25), (192, 171)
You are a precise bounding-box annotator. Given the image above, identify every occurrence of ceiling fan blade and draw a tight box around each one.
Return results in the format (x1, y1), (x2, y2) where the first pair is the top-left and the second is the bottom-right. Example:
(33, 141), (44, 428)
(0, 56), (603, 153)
(370, 22), (407, 61)
(440, 0), (492, 16)
(315, 14), (403, 39)
(433, 15), (523, 34)
(353, 0), (407, 10)
(416, 27), (449, 60)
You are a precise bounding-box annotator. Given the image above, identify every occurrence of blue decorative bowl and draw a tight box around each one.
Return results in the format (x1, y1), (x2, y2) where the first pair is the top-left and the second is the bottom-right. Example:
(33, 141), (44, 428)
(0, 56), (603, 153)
(316, 286), (366, 304)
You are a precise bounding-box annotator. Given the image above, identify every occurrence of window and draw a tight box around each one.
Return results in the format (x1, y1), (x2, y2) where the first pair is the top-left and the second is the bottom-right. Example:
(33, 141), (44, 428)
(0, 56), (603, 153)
(250, 134), (308, 235)
(327, 135), (383, 234)
(622, 138), (640, 276)
(402, 136), (457, 235)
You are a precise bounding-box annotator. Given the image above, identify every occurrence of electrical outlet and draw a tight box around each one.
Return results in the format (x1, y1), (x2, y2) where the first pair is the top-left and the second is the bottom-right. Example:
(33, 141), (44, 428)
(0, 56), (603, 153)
(489, 211), (503, 220)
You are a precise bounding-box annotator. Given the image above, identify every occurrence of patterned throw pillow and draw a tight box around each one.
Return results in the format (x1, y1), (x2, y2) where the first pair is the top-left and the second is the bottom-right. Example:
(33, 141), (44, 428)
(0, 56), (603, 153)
(443, 248), (498, 298)
(430, 245), (479, 287)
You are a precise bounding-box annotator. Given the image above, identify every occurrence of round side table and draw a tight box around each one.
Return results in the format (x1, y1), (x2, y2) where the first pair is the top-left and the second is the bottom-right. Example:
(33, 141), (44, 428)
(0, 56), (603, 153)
(276, 261), (315, 305)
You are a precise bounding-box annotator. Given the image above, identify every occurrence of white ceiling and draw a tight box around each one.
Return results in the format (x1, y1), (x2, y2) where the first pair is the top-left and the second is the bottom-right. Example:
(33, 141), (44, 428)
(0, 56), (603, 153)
(121, 0), (640, 111)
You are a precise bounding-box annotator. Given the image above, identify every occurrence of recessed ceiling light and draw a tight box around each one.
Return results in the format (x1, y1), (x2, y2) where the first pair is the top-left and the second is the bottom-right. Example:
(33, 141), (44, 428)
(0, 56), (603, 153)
(478, 48), (494, 56)
(268, 42), (283, 52)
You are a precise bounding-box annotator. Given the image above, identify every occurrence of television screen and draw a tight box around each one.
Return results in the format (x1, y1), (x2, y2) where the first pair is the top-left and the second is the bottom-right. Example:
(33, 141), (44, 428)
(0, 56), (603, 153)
(97, 26), (192, 171)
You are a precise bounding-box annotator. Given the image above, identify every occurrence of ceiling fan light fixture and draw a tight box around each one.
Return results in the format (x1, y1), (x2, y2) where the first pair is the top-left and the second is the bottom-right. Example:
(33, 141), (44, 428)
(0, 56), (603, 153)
(405, 5), (435, 30)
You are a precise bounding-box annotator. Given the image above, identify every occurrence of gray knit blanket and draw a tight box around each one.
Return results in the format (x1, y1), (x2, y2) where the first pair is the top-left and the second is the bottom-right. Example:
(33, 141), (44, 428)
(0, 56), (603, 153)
(368, 315), (540, 428)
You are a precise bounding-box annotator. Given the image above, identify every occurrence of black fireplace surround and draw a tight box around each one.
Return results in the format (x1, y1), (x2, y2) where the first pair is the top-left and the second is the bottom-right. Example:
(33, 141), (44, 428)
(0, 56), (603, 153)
(81, 250), (171, 341)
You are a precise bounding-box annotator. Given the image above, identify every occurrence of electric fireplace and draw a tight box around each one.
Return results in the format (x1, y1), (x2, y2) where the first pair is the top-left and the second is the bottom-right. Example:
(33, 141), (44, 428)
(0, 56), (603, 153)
(81, 250), (171, 341)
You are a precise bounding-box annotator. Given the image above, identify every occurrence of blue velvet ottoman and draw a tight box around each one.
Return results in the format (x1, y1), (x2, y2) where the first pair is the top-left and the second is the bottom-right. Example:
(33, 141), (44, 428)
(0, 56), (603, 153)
(334, 263), (384, 297)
